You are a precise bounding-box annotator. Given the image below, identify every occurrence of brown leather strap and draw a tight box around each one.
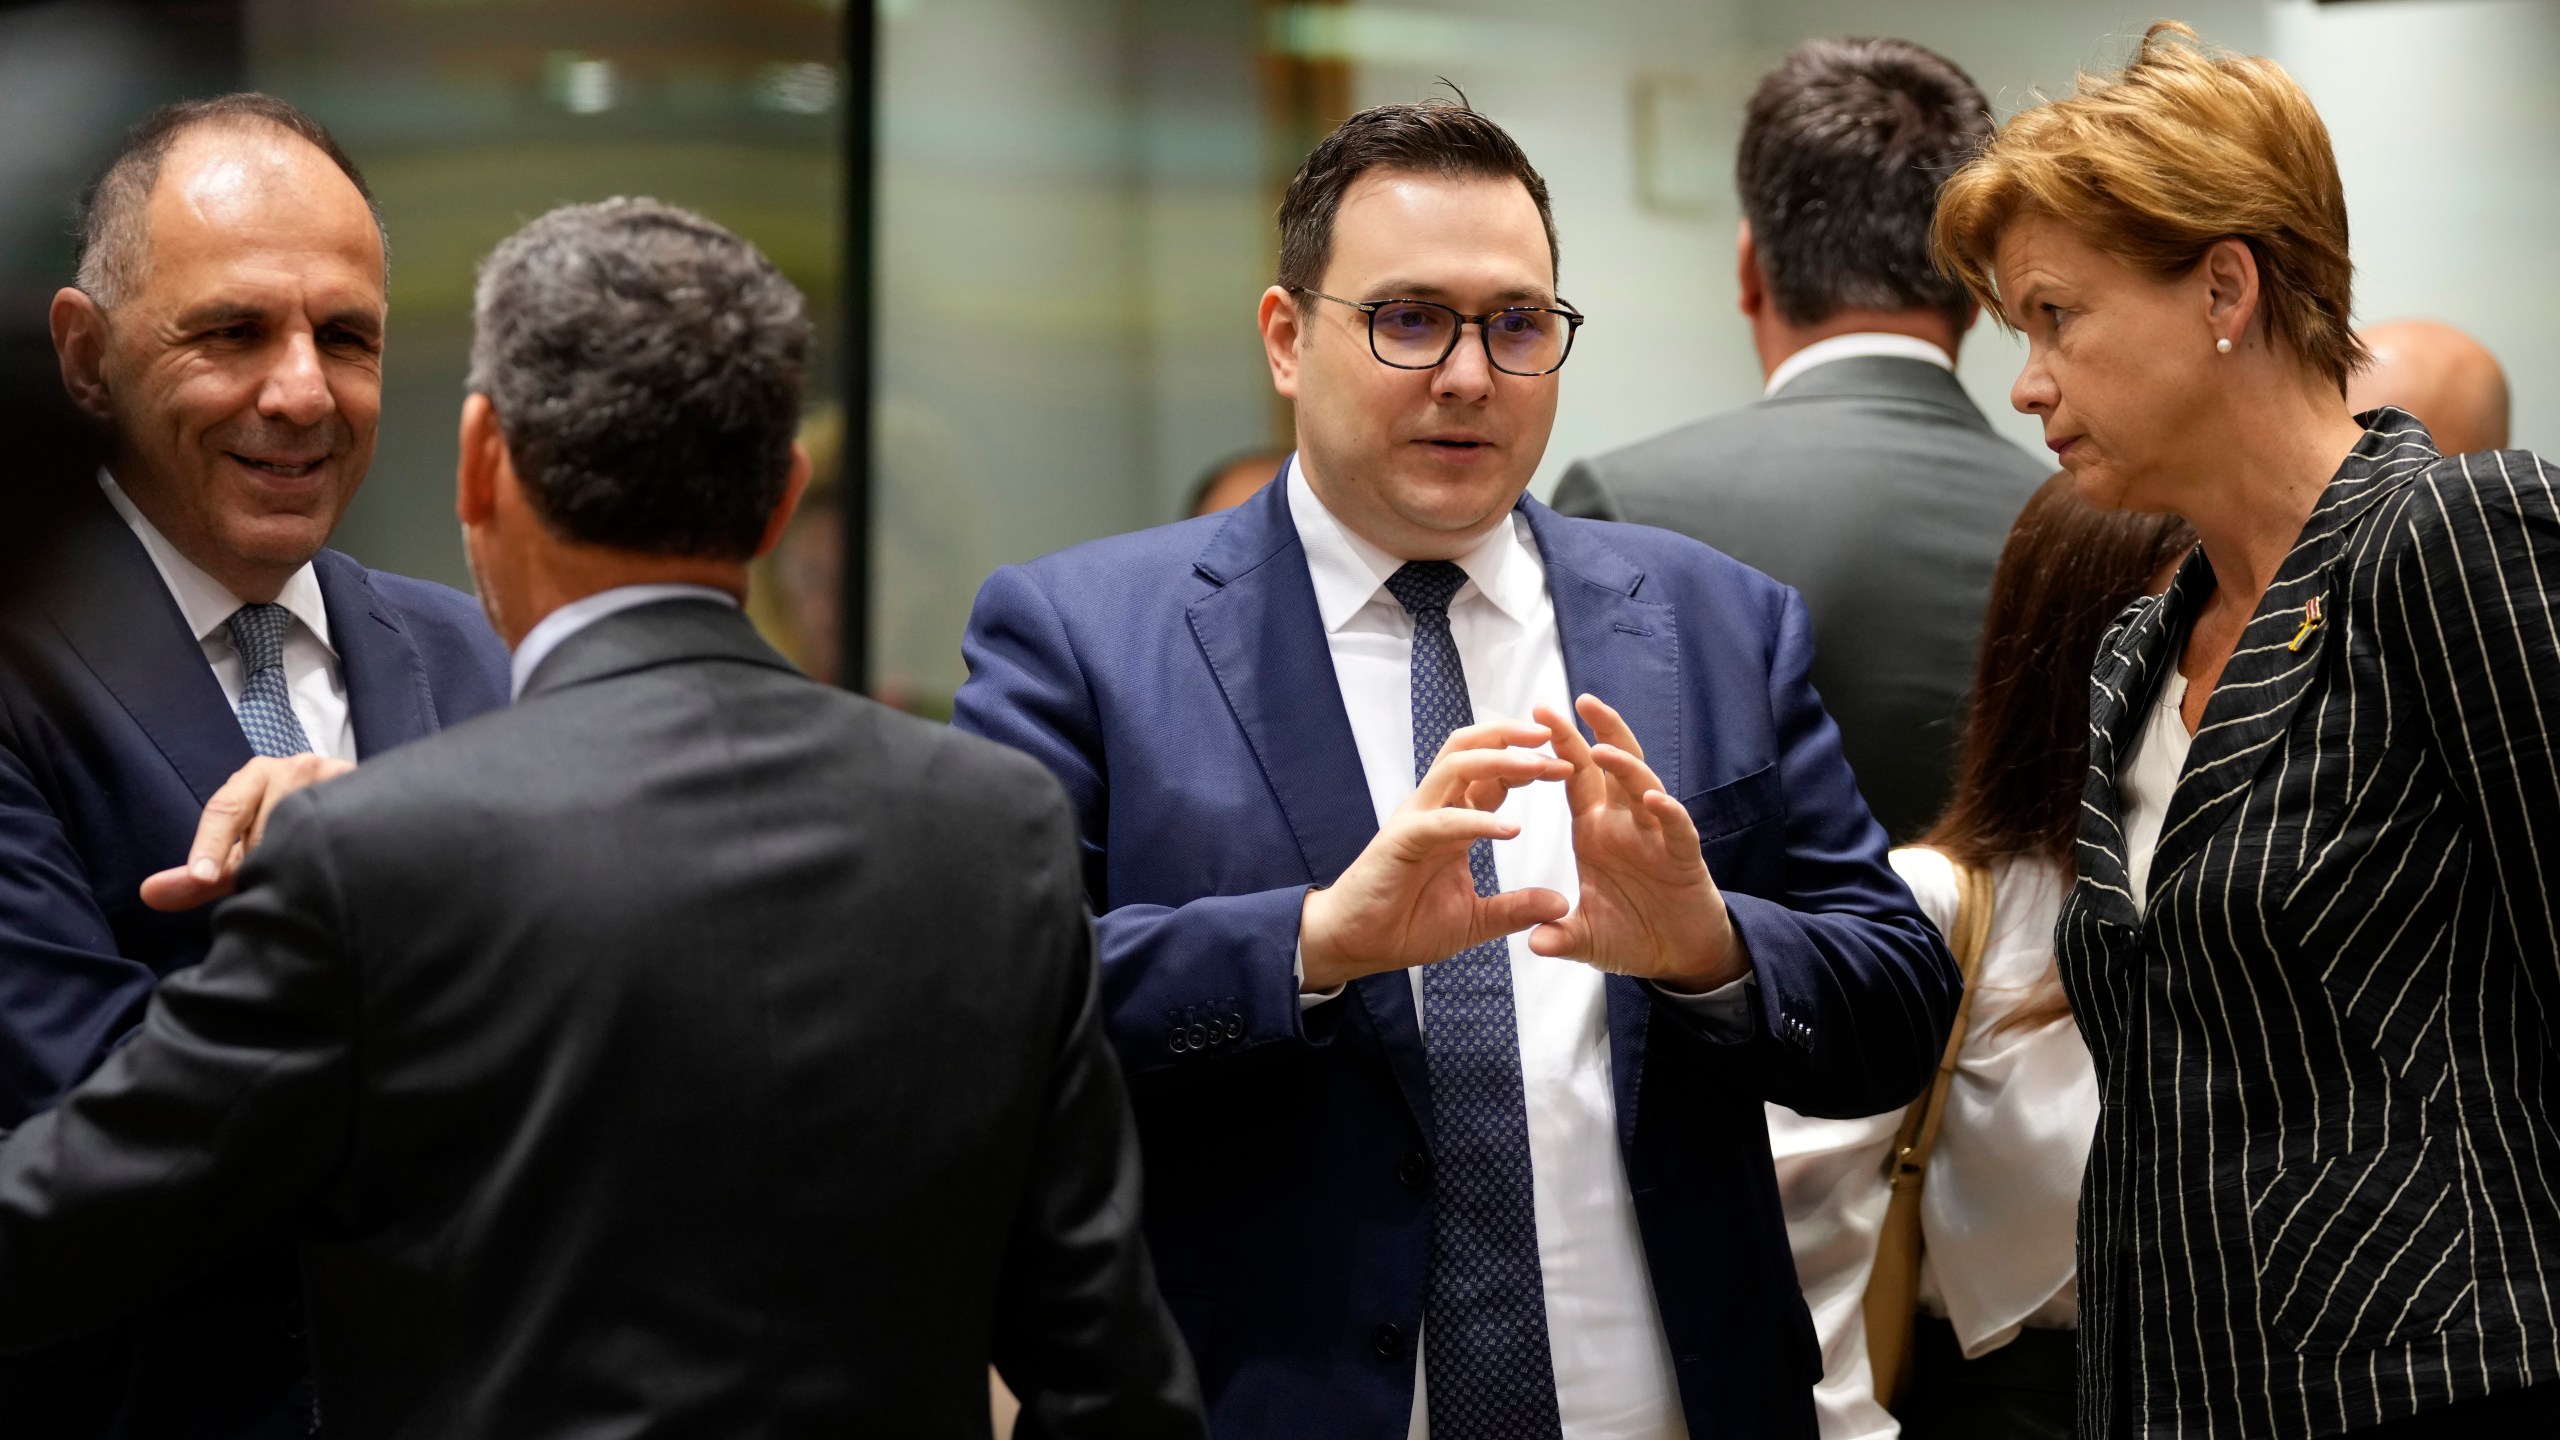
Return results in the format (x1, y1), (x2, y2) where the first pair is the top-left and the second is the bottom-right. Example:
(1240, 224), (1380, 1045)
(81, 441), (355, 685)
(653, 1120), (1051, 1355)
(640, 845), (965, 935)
(1863, 851), (1997, 1412)
(1886, 857), (1996, 1195)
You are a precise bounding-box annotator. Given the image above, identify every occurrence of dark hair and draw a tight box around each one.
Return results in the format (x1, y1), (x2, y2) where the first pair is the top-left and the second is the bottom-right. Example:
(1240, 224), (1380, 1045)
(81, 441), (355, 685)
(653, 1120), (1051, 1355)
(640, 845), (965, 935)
(1276, 96), (1558, 292)
(77, 93), (384, 307)
(1738, 37), (1992, 329)
(1923, 473), (2195, 1033)
(465, 198), (811, 561)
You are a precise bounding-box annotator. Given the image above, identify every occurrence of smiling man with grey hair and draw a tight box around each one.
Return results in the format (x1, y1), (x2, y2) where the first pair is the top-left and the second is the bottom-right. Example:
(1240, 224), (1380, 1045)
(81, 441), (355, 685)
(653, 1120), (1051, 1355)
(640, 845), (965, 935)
(0, 197), (1205, 1439)
(0, 92), (506, 1439)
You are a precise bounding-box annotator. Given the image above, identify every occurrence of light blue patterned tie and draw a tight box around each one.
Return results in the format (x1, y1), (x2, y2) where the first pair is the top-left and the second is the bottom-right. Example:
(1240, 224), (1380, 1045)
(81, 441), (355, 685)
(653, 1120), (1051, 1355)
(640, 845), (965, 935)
(1384, 560), (1563, 1440)
(225, 602), (314, 758)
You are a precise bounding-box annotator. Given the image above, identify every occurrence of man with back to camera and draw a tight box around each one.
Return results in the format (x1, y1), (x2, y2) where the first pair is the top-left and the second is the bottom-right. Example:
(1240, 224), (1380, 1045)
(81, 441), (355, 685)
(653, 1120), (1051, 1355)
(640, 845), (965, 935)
(953, 98), (1956, 1438)
(0, 197), (1205, 1439)
(1557, 43), (2052, 1438)
(1554, 38), (2048, 846)
(0, 95), (508, 1436)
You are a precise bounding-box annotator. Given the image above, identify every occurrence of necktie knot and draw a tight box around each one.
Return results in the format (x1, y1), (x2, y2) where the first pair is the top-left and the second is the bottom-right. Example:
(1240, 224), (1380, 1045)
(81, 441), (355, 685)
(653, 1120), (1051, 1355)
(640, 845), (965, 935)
(226, 602), (294, 676)
(1385, 560), (1469, 618)
(224, 603), (314, 759)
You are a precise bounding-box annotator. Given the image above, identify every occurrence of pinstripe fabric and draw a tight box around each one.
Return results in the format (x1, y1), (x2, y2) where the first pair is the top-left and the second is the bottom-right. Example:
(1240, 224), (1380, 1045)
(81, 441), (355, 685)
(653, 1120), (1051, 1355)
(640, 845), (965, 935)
(2060, 409), (2560, 1438)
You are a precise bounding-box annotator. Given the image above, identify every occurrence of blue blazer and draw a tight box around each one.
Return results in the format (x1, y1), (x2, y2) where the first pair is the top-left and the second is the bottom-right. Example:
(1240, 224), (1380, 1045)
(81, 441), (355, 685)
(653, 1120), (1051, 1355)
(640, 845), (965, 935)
(0, 490), (509, 1438)
(954, 480), (1957, 1440)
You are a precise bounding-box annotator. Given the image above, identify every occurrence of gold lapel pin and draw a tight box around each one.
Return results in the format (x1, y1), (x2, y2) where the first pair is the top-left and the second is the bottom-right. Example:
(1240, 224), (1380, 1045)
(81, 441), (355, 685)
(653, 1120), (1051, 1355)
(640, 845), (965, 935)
(2287, 594), (2326, 652)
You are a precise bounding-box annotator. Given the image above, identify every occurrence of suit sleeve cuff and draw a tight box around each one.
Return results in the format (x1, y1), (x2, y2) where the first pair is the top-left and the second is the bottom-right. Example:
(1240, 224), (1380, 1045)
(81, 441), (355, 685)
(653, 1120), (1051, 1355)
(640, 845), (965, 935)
(1294, 939), (1347, 1010)
(1648, 971), (1757, 1040)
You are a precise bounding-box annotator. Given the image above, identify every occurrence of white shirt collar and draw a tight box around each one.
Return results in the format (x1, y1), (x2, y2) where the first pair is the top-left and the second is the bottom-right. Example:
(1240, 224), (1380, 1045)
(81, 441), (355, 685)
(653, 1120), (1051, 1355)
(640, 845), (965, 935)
(509, 582), (741, 700)
(1763, 331), (1955, 398)
(100, 469), (334, 656)
(1282, 454), (1544, 634)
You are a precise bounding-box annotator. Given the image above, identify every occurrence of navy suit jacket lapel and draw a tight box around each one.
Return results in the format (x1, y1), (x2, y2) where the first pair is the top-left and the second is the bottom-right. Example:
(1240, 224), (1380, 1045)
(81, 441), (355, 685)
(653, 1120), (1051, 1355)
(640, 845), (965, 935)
(42, 499), (250, 806)
(313, 549), (439, 758)
(1521, 497), (1679, 1155)
(1183, 482), (1435, 1126)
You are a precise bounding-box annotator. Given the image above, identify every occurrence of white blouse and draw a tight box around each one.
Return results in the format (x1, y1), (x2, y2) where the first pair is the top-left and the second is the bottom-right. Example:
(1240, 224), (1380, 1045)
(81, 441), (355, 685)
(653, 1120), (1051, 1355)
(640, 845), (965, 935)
(1766, 849), (2098, 1439)
(2118, 670), (2193, 915)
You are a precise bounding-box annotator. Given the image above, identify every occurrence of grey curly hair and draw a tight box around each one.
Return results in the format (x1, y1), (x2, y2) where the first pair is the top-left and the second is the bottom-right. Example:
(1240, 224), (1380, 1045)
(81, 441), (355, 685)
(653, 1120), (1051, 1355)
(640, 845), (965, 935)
(465, 197), (812, 560)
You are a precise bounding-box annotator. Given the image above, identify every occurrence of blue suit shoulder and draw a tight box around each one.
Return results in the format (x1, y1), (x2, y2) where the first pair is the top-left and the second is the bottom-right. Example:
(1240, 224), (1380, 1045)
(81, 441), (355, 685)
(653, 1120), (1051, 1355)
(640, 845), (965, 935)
(1535, 502), (1799, 627)
(340, 559), (511, 724)
(1010, 511), (1237, 595)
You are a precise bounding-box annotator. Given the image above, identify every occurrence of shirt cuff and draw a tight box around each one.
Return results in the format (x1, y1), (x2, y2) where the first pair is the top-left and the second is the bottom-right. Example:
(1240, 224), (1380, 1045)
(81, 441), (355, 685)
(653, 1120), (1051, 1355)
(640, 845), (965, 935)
(1295, 940), (1347, 1010)
(1649, 971), (1757, 1040)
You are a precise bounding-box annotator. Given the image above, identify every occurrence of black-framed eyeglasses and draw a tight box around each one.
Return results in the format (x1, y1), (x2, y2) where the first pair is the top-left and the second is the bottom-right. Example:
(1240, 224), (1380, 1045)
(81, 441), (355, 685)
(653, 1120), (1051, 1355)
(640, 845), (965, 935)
(1292, 287), (1585, 376)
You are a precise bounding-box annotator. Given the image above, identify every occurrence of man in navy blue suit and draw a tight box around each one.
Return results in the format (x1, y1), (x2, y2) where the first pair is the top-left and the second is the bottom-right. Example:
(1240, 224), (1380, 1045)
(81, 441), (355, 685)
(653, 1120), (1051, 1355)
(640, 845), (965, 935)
(955, 101), (1958, 1438)
(0, 95), (506, 1438)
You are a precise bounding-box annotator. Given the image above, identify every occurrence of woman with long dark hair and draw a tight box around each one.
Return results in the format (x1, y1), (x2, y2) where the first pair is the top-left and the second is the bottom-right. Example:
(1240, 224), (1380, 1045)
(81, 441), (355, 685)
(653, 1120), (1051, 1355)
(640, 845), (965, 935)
(1891, 478), (2194, 1439)
(1773, 472), (2192, 1440)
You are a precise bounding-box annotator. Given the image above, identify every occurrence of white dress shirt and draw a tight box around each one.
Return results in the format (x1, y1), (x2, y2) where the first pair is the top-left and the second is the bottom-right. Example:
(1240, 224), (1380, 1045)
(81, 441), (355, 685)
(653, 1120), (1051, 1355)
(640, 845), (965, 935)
(1283, 459), (1690, 1440)
(510, 584), (742, 700)
(1766, 848), (2094, 1439)
(101, 471), (353, 762)
(1762, 332), (1954, 399)
(2118, 671), (2192, 914)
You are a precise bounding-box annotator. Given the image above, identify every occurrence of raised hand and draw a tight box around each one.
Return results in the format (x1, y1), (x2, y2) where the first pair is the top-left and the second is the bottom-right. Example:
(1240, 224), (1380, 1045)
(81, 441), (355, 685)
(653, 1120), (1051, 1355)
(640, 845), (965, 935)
(1527, 695), (1746, 992)
(139, 754), (354, 912)
(1299, 720), (1573, 993)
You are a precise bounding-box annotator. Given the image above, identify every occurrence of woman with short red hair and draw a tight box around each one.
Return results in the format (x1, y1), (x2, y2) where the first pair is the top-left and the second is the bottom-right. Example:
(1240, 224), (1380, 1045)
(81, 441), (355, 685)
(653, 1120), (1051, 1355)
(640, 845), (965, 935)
(1936, 22), (2560, 1440)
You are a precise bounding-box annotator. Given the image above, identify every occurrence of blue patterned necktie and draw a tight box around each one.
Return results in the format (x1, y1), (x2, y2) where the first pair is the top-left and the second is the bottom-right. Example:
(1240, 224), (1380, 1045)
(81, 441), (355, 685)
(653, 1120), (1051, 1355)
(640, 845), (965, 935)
(1383, 560), (1563, 1440)
(225, 602), (315, 758)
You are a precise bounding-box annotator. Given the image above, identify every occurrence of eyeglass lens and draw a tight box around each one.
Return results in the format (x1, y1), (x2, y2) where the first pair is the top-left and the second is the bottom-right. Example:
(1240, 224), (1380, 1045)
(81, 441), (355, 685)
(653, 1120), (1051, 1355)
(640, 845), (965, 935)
(1370, 301), (1572, 375)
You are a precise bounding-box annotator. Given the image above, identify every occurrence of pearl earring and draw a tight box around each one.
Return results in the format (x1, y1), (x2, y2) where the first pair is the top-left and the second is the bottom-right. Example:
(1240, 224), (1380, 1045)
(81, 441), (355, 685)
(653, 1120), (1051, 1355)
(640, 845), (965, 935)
(2216, 337), (2233, 355)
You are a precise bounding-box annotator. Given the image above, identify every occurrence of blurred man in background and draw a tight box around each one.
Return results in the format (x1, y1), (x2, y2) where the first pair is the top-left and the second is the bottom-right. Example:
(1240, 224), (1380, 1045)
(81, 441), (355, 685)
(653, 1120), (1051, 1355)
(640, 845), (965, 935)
(0, 197), (1203, 1439)
(2348, 318), (2511, 454)
(1555, 38), (2045, 845)
(1553, 41), (2049, 1439)
(0, 95), (508, 1437)
(1187, 448), (1290, 517)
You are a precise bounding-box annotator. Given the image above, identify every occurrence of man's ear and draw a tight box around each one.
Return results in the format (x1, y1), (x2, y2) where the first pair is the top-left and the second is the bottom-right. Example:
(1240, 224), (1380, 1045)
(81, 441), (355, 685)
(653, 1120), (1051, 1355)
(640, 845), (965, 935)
(455, 393), (506, 527)
(1735, 220), (1764, 319)
(50, 288), (114, 423)
(753, 443), (814, 560)
(2199, 237), (2261, 351)
(1258, 285), (1303, 400)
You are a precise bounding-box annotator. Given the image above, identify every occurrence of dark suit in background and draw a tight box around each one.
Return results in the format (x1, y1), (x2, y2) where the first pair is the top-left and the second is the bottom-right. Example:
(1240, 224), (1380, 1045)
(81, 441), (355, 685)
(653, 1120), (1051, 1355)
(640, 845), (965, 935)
(0, 487), (508, 1437)
(0, 598), (1199, 1439)
(1553, 355), (2048, 841)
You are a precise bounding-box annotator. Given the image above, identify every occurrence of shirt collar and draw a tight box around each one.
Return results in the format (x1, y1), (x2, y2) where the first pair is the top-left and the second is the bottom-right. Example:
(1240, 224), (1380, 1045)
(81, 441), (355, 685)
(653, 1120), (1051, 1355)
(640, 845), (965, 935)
(509, 582), (741, 700)
(1283, 453), (1544, 633)
(1764, 331), (1954, 398)
(100, 469), (334, 656)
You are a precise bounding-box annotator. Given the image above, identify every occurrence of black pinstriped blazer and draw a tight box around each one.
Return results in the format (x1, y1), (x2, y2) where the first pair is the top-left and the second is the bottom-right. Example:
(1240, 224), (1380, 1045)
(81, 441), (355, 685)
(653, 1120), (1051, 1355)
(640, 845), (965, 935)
(2058, 410), (2560, 1438)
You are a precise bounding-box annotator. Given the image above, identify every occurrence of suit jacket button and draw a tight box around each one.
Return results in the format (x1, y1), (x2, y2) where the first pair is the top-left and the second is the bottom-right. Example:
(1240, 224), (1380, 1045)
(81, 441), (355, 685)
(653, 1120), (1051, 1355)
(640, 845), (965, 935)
(1399, 1151), (1428, 1188)
(1373, 1323), (1403, 1359)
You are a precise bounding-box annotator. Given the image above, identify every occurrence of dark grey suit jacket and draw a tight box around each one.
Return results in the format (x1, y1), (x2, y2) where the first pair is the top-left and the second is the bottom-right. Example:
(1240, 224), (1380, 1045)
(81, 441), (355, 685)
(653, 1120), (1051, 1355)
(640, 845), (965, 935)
(0, 599), (1205, 1440)
(1554, 355), (2049, 842)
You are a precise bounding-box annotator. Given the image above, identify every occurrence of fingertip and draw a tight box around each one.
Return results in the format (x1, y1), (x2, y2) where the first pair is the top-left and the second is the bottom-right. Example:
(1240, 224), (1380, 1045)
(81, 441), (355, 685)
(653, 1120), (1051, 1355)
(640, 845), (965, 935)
(191, 857), (220, 882)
